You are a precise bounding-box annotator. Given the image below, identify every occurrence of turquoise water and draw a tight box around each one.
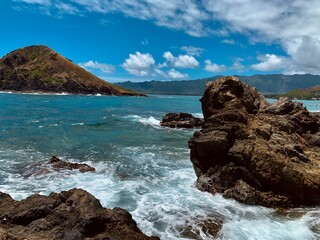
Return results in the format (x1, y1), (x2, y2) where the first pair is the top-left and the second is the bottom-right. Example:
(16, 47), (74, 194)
(0, 92), (319, 239)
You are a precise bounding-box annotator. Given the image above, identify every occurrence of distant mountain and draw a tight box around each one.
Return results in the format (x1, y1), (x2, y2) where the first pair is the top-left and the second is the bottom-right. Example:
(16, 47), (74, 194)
(116, 74), (320, 95)
(0, 45), (141, 96)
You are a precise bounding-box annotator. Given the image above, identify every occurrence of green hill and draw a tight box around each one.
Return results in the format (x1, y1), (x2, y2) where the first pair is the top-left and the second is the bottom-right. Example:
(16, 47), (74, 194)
(116, 74), (320, 95)
(283, 85), (320, 99)
(0, 45), (140, 96)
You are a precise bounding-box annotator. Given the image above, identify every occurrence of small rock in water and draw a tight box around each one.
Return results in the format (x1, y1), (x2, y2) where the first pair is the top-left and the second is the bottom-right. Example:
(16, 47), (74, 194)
(48, 156), (96, 173)
(160, 112), (203, 128)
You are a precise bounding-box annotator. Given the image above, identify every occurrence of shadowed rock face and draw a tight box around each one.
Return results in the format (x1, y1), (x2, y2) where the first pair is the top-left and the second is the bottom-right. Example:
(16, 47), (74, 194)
(0, 188), (159, 240)
(161, 112), (203, 128)
(189, 76), (320, 208)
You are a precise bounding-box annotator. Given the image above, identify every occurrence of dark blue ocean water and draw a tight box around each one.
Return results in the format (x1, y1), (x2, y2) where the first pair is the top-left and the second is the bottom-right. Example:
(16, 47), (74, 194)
(0, 92), (319, 239)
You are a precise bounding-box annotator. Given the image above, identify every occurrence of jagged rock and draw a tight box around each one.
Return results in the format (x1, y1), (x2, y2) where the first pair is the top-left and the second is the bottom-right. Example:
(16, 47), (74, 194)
(0, 188), (159, 240)
(160, 112), (203, 128)
(48, 156), (95, 173)
(189, 76), (320, 208)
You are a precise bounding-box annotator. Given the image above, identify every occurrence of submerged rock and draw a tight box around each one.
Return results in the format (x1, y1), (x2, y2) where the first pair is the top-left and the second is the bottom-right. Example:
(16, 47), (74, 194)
(189, 76), (320, 208)
(48, 156), (95, 173)
(0, 188), (159, 240)
(161, 112), (203, 128)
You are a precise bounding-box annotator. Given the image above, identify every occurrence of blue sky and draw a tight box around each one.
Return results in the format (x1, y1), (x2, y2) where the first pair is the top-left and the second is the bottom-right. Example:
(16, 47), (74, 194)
(1, 0), (320, 82)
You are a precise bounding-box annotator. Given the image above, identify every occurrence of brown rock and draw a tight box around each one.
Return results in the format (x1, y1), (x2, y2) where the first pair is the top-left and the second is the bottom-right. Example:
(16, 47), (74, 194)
(160, 112), (203, 128)
(48, 156), (95, 173)
(189, 76), (320, 208)
(0, 188), (159, 240)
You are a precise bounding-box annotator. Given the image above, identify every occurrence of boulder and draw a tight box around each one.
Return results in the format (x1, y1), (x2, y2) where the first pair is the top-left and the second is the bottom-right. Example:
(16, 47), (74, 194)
(161, 112), (203, 128)
(0, 188), (159, 240)
(48, 156), (95, 173)
(189, 76), (320, 208)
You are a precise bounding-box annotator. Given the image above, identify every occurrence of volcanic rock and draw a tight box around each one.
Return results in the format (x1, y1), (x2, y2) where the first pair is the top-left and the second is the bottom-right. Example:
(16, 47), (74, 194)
(188, 76), (320, 208)
(48, 156), (95, 173)
(160, 112), (203, 128)
(0, 188), (159, 240)
(0, 45), (142, 96)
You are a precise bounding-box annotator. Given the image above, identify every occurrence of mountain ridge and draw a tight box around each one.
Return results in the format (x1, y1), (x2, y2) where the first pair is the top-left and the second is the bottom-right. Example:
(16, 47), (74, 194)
(115, 74), (320, 95)
(0, 45), (141, 96)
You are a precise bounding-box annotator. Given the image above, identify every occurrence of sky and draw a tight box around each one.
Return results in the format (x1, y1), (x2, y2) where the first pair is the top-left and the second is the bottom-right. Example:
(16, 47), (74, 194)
(1, 0), (320, 82)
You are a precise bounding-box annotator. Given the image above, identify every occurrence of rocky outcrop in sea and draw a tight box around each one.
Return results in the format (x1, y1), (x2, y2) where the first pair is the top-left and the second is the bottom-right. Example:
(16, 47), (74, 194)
(0, 188), (159, 240)
(161, 112), (203, 128)
(189, 76), (320, 208)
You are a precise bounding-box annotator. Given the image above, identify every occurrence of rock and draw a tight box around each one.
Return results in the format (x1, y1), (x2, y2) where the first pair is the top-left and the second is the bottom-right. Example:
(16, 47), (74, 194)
(160, 112), (203, 128)
(0, 188), (159, 240)
(189, 76), (320, 208)
(48, 156), (95, 173)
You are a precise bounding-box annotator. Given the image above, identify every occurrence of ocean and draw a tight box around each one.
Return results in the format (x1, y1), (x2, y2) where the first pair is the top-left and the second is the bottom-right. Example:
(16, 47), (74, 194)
(0, 92), (319, 240)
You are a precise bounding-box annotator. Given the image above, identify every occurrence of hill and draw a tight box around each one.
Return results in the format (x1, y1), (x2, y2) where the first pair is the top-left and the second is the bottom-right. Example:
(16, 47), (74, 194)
(283, 85), (320, 99)
(0, 45), (140, 96)
(116, 74), (320, 95)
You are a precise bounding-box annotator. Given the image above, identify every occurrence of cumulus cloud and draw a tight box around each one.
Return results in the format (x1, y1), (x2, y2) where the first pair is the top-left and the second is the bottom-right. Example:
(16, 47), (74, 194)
(163, 51), (199, 68)
(14, 0), (320, 74)
(167, 69), (188, 79)
(251, 54), (287, 71)
(122, 52), (155, 76)
(78, 60), (115, 74)
(204, 59), (226, 72)
(122, 51), (189, 79)
(180, 46), (204, 56)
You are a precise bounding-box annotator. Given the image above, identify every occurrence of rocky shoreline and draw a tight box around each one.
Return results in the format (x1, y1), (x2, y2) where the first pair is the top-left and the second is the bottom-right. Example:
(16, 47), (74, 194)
(0, 188), (159, 240)
(189, 76), (320, 208)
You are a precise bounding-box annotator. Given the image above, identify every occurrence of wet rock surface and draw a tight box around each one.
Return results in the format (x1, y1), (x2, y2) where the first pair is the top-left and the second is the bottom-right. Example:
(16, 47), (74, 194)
(0, 188), (159, 240)
(189, 76), (320, 208)
(161, 112), (203, 128)
(48, 156), (95, 173)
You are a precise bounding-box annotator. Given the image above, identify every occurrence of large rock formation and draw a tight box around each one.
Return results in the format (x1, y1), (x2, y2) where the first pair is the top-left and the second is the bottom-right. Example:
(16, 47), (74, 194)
(189, 76), (320, 208)
(160, 112), (203, 128)
(0, 188), (159, 240)
(0, 45), (142, 96)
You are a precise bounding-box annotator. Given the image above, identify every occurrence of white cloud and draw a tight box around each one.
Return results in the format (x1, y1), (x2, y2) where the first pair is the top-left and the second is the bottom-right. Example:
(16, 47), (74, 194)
(122, 52), (155, 76)
(231, 59), (245, 72)
(78, 60), (115, 74)
(167, 69), (188, 79)
(163, 51), (199, 68)
(55, 1), (79, 14)
(14, 0), (320, 74)
(204, 59), (226, 72)
(180, 46), (204, 56)
(251, 54), (287, 71)
(17, 0), (51, 5)
(221, 39), (235, 45)
(141, 39), (149, 45)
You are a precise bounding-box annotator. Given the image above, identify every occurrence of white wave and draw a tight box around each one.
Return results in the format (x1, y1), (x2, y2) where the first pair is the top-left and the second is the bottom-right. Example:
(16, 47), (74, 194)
(71, 122), (84, 126)
(192, 113), (204, 118)
(125, 115), (161, 128)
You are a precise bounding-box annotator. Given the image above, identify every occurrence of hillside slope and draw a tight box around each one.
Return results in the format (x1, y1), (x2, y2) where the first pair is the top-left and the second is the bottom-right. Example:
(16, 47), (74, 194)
(284, 85), (320, 99)
(0, 45), (140, 96)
